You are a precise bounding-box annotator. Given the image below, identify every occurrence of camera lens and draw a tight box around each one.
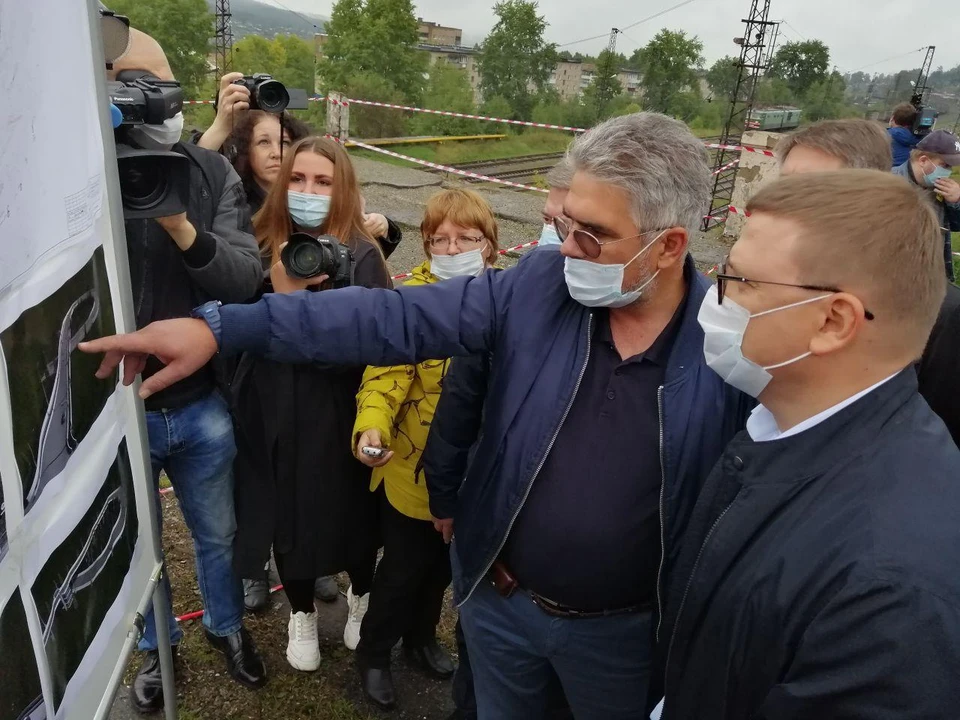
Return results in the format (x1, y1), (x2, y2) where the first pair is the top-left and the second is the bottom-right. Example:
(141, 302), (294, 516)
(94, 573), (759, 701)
(254, 80), (290, 114)
(120, 161), (167, 212)
(282, 234), (332, 279)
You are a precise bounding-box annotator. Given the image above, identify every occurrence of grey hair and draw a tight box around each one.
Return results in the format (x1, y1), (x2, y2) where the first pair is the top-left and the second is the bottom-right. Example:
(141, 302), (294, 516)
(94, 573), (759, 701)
(567, 112), (712, 233)
(546, 155), (575, 190)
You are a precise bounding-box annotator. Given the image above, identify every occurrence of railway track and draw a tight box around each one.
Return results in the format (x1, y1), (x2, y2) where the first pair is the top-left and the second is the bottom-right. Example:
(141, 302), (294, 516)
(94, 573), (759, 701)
(430, 152), (566, 188)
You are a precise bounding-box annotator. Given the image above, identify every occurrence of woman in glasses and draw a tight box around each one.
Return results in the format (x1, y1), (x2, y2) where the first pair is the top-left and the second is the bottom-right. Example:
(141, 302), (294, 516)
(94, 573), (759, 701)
(350, 189), (500, 709)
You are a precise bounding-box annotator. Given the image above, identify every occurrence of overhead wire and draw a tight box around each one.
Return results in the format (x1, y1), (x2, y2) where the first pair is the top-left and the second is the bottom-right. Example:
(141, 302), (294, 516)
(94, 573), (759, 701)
(556, 0), (697, 49)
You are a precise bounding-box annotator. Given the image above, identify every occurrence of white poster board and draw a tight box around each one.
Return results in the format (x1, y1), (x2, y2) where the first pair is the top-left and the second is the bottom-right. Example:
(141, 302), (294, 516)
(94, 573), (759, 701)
(0, 1), (166, 718)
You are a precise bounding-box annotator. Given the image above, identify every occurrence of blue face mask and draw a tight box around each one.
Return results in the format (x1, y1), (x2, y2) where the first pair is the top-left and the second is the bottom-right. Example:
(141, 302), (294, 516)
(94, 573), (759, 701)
(923, 163), (952, 187)
(288, 190), (331, 229)
(538, 223), (562, 247)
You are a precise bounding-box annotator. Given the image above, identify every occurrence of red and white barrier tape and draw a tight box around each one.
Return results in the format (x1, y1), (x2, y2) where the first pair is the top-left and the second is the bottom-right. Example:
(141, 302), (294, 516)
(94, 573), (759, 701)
(712, 158), (741, 176)
(705, 143), (776, 158)
(350, 140), (550, 194)
(333, 97), (588, 134)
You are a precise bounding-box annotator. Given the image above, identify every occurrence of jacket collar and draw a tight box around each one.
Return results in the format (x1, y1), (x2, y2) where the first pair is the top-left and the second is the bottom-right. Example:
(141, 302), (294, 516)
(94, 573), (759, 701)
(663, 255), (711, 382)
(725, 368), (919, 486)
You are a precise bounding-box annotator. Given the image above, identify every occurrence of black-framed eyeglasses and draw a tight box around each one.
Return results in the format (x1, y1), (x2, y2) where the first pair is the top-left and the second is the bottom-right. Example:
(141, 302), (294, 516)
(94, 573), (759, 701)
(716, 256), (875, 321)
(552, 216), (662, 259)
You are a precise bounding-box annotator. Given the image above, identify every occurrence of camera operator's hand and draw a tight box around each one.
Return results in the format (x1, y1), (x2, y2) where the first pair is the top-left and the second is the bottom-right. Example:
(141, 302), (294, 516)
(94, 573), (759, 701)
(155, 213), (197, 251)
(355, 429), (394, 468)
(935, 177), (960, 204)
(432, 517), (454, 544)
(363, 213), (389, 239)
(196, 72), (251, 152)
(269, 257), (328, 294)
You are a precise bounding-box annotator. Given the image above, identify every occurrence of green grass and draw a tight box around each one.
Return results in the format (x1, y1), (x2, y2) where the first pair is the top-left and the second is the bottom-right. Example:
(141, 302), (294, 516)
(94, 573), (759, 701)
(349, 130), (574, 168)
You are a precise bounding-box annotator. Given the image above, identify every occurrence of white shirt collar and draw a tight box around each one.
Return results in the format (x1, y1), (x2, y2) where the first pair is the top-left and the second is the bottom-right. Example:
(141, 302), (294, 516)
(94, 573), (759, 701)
(746, 374), (899, 442)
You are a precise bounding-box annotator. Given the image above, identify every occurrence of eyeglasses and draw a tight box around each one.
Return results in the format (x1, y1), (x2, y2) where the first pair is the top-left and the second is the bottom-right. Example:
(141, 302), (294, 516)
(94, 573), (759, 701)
(428, 235), (485, 252)
(552, 216), (662, 259)
(716, 256), (875, 321)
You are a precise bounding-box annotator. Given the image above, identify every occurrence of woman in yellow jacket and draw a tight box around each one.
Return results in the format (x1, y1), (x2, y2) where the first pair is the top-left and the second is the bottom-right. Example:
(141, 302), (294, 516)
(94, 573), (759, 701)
(352, 189), (500, 708)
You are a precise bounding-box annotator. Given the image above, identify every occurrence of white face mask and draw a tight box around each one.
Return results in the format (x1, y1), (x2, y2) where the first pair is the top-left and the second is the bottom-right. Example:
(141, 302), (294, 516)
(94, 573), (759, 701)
(431, 247), (486, 280)
(128, 112), (184, 151)
(539, 223), (562, 247)
(563, 230), (665, 308)
(287, 190), (331, 229)
(697, 284), (830, 398)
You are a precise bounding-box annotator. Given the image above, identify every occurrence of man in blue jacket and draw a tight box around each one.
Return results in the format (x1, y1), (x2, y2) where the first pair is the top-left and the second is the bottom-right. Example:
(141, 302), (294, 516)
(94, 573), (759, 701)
(81, 113), (749, 719)
(887, 103), (920, 167)
(655, 169), (960, 720)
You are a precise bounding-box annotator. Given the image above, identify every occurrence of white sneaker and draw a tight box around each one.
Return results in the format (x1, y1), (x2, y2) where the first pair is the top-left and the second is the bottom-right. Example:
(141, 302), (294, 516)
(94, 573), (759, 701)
(286, 610), (320, 671)
(343, 585), (369, 651)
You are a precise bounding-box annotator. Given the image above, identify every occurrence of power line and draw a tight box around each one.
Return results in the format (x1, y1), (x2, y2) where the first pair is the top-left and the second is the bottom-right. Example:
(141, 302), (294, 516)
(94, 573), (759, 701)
(259, 0), (322, 31)
(846, 47), (928, 74)
(780, 20), (806, 42)
(557, 0), (697, 49)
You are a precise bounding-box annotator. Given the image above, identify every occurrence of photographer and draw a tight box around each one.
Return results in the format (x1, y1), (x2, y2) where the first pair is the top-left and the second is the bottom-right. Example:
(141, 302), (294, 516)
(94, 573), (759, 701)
(229, 136), (391, 674)
(197, 73), (403, 259)
(108, 29), (266, 712)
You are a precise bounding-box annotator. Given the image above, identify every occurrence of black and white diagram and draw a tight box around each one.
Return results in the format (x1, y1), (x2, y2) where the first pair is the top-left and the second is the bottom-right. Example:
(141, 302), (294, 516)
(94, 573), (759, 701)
(0, 590), (46, 720)
(0, 248), (116, 515)
(30, 440), (138, 711)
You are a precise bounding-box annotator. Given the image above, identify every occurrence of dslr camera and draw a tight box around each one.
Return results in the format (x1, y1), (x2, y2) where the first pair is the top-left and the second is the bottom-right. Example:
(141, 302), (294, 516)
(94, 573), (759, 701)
(108, 72), (191, 219)
(281, 234), (355, 289)
(233, 74), (290, 114)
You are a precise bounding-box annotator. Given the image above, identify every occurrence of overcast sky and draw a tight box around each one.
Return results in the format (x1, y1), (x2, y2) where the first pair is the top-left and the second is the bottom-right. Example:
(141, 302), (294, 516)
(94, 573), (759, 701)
(268, 0), (960, 76)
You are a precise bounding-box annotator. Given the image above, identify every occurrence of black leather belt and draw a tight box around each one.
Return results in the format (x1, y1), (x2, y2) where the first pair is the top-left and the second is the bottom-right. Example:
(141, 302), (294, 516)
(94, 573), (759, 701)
(527, 589), (653, 619)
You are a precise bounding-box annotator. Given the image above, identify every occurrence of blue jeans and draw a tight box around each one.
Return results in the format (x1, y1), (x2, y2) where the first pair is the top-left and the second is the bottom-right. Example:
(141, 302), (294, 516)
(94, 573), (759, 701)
(459, 580), (652, 720)
(139, 391), (243, 651)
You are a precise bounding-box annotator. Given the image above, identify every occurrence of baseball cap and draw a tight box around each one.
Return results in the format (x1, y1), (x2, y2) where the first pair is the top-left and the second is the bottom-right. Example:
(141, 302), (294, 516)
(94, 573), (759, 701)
(916, 130), (960, 166)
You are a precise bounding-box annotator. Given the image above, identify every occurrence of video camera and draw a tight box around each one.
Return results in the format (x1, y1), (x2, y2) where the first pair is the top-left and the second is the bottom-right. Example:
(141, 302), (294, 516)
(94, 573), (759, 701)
(281, 234), (355, 289)
(108, 72), (191, 220)
(233, 74), (290, 114)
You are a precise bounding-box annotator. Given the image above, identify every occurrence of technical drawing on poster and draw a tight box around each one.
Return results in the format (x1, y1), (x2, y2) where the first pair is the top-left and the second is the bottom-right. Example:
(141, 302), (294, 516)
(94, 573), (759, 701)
(0, 247), (117, 515)
(30, 440), (138, 712)
(0, 589), (47, 720)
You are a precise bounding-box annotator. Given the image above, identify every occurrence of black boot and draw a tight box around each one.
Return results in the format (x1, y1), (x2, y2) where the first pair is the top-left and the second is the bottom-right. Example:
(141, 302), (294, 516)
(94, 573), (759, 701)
(205, 627), (267, 689)
(358, 664), (396, 709)
(405, 639), (456, 679)
(131, 646), (179, 714)
(243, 577), (270, 612)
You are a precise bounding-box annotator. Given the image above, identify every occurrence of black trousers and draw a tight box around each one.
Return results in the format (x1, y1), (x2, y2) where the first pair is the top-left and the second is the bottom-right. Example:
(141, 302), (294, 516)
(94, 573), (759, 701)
(276, 553), (375, 614)
(356, 486), (452, 668)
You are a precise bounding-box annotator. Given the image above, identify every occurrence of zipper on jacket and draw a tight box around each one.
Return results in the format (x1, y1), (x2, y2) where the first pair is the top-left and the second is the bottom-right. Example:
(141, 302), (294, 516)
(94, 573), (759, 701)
(458, 313), (594, 608)
(655, 385), (666, 641)
(663, 499), (736, 696)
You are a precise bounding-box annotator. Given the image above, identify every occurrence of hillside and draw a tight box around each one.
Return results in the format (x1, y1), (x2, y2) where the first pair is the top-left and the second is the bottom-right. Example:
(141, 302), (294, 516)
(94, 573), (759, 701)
(206, 0), (326, 40)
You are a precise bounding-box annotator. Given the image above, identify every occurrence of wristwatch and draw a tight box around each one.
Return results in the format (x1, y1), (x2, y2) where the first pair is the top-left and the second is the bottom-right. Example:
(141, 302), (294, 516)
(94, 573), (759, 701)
(190, 300), (223, 349)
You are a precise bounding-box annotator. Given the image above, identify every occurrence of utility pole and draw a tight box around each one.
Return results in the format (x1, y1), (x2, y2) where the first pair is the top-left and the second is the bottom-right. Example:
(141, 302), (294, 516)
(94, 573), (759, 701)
(702, 0), (775, 231)
(596, 28), (621, 118)
(214, 0), (233, 86)
(607, 27), (620, 55)
(764, 21), (780, 73)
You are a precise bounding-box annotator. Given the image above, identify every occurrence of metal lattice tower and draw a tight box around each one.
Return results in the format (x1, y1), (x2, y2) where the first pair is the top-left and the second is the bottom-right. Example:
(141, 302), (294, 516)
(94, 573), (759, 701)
(702, 0), (775, 231)
(607, 27), (620, 54)
(214, 0), (233, 84)
(910, 45), (936, 108)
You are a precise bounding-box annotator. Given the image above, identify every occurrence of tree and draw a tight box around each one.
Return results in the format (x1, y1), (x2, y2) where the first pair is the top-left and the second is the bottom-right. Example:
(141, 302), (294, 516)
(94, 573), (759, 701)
(318, 0), (427, 101)
(478, 0), (558, 120)
(108, 0), (213, 99)
(412, 62), (483, 136)
(804, 71), (849, 121)
(232, 34), (316, 97)
(768, 40), (830, 98)
(633, 30), (704, 116)
(706, 56), (739, 101)
(583, 50), (623, 119)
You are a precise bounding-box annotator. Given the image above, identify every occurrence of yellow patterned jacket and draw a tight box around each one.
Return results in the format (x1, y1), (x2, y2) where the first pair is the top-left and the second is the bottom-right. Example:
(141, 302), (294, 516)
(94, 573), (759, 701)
(353, 261), (449, 520)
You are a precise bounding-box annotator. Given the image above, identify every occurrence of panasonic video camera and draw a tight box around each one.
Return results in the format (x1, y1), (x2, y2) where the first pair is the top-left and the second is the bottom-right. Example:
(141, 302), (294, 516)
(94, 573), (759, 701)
(108, 72), (191, 219)
(233, 74), (290, 114)
(281, 234), (355, 289)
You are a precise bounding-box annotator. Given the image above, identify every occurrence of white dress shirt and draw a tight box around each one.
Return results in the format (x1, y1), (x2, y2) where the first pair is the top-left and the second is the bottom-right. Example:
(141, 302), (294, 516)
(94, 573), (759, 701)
(746, 374), (899, 442)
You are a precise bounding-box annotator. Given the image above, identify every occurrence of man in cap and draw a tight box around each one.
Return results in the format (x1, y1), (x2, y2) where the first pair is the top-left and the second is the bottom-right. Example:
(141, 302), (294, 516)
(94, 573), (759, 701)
(892, 129), (960, 281)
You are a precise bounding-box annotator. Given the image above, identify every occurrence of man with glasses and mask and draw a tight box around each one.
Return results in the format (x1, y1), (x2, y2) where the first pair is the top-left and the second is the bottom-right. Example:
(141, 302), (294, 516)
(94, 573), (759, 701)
(652, 170), (960, 720)
(892, 129), (960, 281)
(79, 112), (750, 718)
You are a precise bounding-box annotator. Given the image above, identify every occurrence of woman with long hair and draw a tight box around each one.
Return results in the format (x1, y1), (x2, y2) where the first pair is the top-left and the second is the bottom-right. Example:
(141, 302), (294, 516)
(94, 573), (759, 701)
(231, 136), (391, 672)
(350, 189), (500, 709)
(197, 73), (401, 255)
